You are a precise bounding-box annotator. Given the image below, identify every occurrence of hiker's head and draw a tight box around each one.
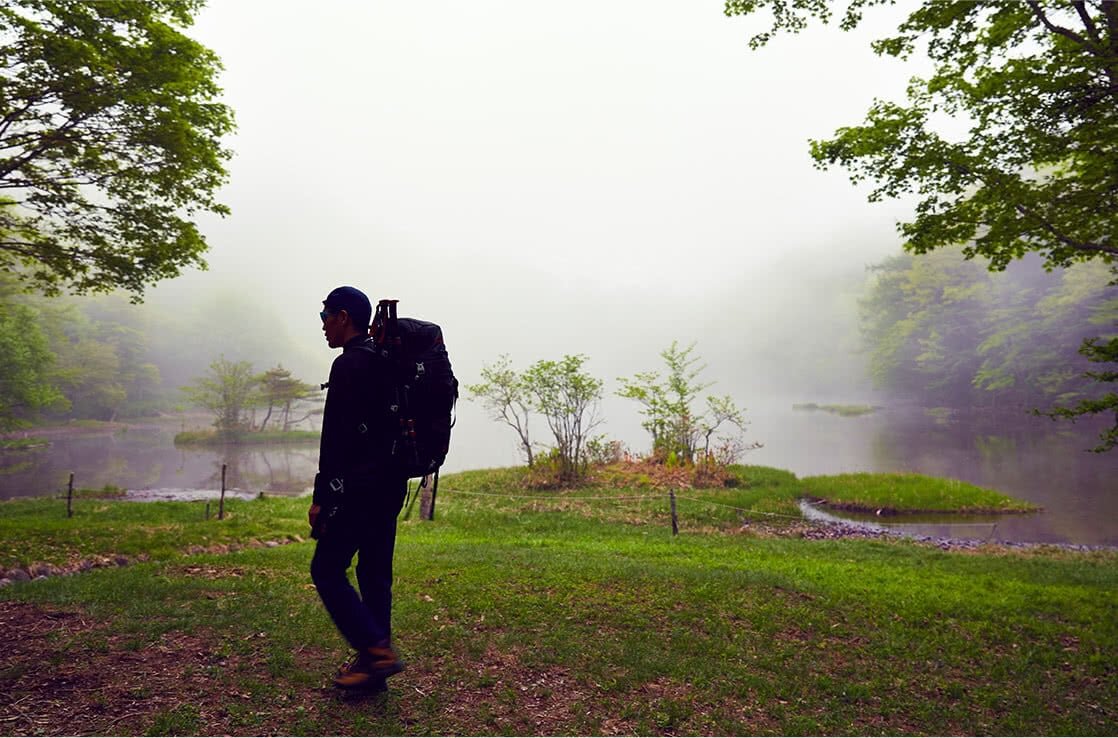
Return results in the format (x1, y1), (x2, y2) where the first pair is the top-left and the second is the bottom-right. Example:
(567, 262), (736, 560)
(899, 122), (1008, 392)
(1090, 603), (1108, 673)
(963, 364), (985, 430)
(321, 285), (371, 348)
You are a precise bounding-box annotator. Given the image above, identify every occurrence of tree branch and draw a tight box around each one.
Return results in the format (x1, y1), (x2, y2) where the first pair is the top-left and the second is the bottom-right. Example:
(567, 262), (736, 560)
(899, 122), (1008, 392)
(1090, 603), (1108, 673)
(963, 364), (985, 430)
(0, 115), (88, 180)
(1013, 202), (1118, 257)
(1072, 0), (1102, 44)
(1026, 0), (1100, 52)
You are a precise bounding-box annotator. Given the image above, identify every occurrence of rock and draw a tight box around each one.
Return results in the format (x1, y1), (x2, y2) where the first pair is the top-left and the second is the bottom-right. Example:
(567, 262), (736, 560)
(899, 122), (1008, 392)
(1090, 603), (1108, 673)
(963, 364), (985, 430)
(33, 575), (47, 581)
(29, 563), (51, 578)
(291, 534), (305, 543)
(0, 579), (11, 588)
(114, 555), (130, 567)
(264, 540), (279, 548)
(10, 568), (30, 582)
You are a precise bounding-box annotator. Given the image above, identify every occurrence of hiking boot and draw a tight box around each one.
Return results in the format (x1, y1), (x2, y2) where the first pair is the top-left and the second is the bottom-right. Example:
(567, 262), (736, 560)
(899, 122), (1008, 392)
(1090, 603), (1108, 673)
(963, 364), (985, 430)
(333, 645), (404, 689)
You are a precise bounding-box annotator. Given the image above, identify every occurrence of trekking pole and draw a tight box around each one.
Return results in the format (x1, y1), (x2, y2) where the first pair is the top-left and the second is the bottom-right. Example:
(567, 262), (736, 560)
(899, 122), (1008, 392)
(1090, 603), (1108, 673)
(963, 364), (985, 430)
(67, 472), (74, 518)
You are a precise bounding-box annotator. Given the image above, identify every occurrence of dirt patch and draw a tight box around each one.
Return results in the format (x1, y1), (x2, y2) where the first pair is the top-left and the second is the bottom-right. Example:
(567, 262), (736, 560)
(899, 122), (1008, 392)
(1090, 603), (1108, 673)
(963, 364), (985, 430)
(0, 601), (341, 736)
(405, 644), (590, 735)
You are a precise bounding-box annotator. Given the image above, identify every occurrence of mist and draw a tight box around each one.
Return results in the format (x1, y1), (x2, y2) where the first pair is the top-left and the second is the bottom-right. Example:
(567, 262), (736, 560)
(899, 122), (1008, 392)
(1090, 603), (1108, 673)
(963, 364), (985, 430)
(98, 1), (936, 469)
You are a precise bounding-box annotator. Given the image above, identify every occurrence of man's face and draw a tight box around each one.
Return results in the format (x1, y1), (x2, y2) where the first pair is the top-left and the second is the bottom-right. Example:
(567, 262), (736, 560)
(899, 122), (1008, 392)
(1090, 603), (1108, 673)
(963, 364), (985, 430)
(321, 308), (347, 348)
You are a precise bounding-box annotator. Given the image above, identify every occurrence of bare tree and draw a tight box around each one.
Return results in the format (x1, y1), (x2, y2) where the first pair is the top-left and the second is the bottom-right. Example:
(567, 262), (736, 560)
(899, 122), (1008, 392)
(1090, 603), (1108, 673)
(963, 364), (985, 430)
(467, 355), (535, 466)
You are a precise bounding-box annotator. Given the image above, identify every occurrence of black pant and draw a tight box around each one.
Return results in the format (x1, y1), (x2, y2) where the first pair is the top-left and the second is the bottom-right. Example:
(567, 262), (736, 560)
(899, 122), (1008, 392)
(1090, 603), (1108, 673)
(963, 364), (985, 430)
(310, 478), (407, 651)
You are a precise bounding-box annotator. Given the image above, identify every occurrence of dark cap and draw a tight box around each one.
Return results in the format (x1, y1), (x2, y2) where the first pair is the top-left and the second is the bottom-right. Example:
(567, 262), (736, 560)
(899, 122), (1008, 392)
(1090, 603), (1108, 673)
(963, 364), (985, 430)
(323, 285), (371, 329)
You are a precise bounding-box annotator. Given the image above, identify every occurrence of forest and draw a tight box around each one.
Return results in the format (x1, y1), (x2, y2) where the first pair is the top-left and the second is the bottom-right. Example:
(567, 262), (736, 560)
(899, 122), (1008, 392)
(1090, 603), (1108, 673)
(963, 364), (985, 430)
(0, 274), (323, 432)
(860, 248), (1117, 417)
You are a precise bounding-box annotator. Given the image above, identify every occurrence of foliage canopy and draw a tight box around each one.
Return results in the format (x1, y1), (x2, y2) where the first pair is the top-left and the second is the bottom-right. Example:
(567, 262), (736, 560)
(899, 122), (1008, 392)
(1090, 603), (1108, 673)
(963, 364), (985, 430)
(0, 0), (234, 299)
(725, 0), (1117, 271)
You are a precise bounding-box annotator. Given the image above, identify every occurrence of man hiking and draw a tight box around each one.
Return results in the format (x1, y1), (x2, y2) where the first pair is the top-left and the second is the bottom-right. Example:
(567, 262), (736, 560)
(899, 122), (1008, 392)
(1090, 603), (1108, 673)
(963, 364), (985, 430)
(309, 285), (407, 691)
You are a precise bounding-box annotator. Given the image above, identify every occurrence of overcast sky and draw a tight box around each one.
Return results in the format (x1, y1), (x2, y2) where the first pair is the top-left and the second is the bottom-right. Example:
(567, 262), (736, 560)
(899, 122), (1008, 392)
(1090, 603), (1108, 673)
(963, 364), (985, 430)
(164, 1), (932, 468)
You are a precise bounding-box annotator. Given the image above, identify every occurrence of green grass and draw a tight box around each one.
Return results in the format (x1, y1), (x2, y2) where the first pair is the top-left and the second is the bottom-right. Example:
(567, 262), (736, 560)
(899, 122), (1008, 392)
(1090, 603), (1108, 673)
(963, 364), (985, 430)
(0, 495), (309, 570)
(0, 466), (1109, 735)
(174, 430), (320, 445)
(800, 472), (1041, 514)
(792, 403), (879, 417)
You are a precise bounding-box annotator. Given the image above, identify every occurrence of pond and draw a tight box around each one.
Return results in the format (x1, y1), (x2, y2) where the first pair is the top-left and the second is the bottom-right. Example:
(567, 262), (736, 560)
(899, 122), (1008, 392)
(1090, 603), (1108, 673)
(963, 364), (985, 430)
(0, 425), (321, 502)
(742, 401), (1117, 547)
(1, 406), (1115, 546)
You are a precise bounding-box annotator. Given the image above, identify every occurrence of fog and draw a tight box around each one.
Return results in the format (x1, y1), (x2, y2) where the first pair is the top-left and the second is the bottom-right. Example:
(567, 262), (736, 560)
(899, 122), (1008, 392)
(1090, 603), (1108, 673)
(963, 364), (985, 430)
(142, 1), (931, 468)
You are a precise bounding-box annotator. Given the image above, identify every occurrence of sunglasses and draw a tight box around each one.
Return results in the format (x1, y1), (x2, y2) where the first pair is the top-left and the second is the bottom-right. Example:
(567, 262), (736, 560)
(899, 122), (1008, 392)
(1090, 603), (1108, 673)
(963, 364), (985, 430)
(319, 310), (334, 323)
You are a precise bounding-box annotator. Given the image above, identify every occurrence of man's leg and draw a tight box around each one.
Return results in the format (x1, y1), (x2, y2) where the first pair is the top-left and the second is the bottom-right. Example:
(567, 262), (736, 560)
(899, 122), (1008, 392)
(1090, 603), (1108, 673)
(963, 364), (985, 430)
(310, 524), (378, 652)
(355, 478), (406, 646)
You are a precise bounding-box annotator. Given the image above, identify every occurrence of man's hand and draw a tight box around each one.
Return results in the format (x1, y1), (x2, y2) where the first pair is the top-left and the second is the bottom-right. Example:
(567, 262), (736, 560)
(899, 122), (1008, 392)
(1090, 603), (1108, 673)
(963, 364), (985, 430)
(308, 503), (321, 529)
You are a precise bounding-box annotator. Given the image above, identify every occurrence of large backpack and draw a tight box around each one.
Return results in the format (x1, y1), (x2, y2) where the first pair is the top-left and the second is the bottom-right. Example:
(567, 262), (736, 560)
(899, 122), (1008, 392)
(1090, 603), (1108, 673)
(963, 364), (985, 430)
(364, 299), (458, 494)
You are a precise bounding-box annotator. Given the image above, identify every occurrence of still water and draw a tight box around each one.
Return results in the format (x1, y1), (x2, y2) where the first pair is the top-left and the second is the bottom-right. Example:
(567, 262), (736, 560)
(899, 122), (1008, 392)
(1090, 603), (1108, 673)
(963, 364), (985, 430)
(745, 402), (1116, 546)
(1, 407), (1115, 545)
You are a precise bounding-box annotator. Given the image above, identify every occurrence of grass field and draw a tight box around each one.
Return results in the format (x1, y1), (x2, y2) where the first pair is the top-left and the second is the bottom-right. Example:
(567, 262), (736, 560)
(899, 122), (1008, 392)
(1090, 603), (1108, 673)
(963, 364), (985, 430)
(0, 466), (1114, 735)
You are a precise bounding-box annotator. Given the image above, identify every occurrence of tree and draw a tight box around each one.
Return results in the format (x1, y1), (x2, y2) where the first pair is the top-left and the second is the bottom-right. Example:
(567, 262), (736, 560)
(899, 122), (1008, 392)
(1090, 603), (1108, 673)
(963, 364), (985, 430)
(0, 1), (234, 299)
(522, 355), (603, 483)
(181, 356), (258, 438)
(467, 354), (536, 466)
(724, 1), (1117, 272)
(1042, 337), (1118, 452)
(617, 341), (755, 464)
(860, 248), (1117, 411)
(257, 365), (321, 432)
(0, 300), (65, 429)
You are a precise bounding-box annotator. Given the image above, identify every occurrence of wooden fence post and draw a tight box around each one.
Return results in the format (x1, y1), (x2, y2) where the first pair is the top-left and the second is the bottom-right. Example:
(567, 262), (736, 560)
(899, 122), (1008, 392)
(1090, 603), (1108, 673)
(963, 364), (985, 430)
(67, 472), (74, 519)
(218, 463), (227, 520)
(669, 490), (679, 536)
(419, 474), (435, 521)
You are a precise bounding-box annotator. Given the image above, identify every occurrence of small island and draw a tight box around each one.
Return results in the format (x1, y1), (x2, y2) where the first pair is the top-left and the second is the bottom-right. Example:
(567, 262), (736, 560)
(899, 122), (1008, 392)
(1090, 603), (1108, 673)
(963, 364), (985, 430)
(173, 429), (320, 446)
(792, 403), (880, 417)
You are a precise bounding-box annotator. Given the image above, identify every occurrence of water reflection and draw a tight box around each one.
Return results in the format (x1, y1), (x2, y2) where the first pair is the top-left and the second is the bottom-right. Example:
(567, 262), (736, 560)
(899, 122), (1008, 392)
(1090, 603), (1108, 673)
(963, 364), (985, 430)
(800, 499), (1007, 543)
(0, 428), (318, 501)
(747, 403), (1117, 546)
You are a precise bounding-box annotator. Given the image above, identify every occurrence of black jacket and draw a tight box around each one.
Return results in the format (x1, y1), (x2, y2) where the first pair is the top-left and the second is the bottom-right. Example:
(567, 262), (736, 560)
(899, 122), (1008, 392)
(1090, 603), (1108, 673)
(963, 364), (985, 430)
(314, 334), (392, 505)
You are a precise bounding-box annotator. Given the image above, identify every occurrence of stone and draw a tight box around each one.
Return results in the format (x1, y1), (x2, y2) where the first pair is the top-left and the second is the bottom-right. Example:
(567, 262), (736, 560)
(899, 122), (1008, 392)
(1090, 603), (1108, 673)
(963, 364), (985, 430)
(0, 579), (11, 588)
(10, 568), (30, 582)
(114, 555), (130, 567)
(264, 540), (279, 548)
